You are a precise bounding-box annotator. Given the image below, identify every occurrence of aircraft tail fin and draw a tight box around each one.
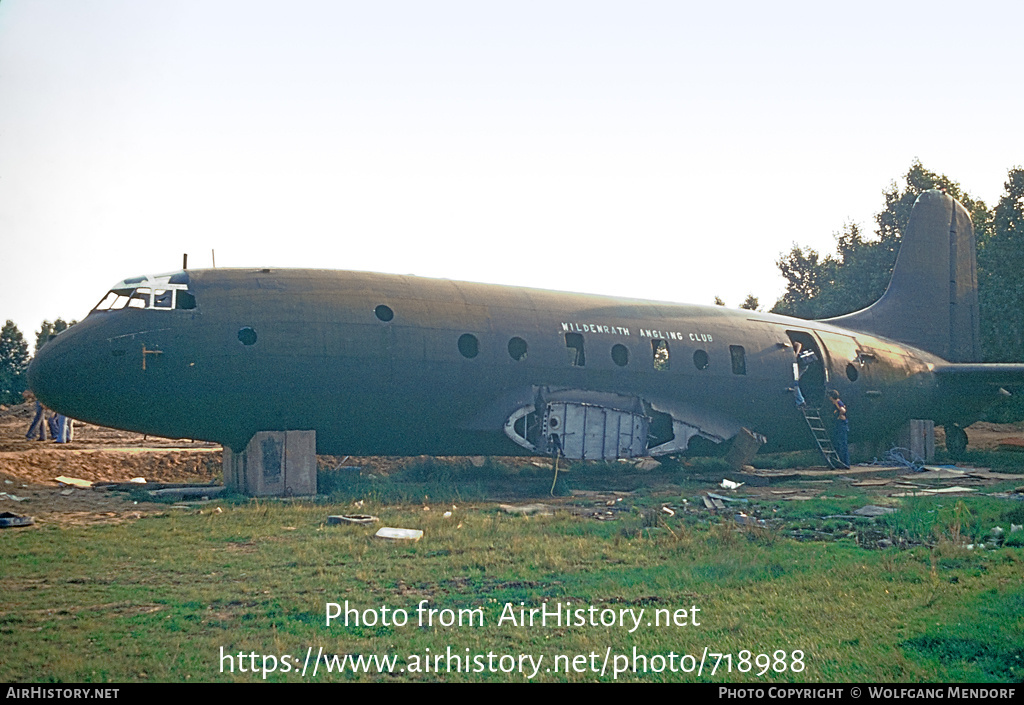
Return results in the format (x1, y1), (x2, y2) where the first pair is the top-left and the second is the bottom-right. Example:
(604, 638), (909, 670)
(824, 190), (981, 362)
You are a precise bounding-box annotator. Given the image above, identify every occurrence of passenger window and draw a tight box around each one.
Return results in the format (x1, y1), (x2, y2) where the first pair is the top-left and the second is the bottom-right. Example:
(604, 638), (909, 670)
(458, 333), (479, 359)
(611, 344), (629, 367)
(693, 349), (709, 370)
(176, 291), (197, 310)
(508, 337), (528, 361)
(730, 345), (746, 375)
(565, 333), (585, 367)
(652, 339), (669, 371)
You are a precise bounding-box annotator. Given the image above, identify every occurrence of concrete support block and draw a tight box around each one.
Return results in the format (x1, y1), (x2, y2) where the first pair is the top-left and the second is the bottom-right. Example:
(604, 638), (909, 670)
(897, 420), (935, 462)
(223, 430), (317, 497)
(725, 427), (767, 471)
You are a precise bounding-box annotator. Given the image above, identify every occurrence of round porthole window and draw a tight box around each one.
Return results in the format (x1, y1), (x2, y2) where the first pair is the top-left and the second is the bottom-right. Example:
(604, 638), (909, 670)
(458, 333), (479, 359)
(611, 344), (629, 367)
(238, 327), (257, 345)
(375, 304), (394, 322)
(693, 349), (709, 370)
(508, 337), (528, 361)
(846, 363), (859, 381)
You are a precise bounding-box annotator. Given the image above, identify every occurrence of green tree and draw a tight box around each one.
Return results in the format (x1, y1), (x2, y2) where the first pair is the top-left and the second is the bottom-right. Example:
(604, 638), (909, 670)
(35, 318), (77, 353)
(740, 294), (760, 311)
(978, 167), (1024, 362)
(0, 320), (30, 405)
(772, 160), (991, 320)
(713, 296), (725, 306)
(772, 243), (830, 318)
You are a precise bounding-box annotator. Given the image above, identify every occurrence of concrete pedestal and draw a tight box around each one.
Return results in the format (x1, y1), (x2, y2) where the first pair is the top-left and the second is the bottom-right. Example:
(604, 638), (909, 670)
(725, 427), (767, 470)
(897, 420), (935, 462)
(223, 430), (317, 497)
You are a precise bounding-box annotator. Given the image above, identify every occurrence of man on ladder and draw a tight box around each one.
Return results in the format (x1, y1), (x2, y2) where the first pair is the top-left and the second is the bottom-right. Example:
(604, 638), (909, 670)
(828, 389), (850, 468)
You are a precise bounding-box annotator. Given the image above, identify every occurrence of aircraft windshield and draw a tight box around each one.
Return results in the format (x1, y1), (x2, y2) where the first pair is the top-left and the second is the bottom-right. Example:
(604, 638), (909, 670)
(92, 272), (196, 312)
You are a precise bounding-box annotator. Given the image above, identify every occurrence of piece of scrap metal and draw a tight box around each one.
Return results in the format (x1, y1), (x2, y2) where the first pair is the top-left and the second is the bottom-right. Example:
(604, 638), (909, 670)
(55, 476), (93, 488)
(853, 505), (897, 517)
(374, 527), (423, 541)
(499, 503), (555, 516)
(0, 512), (33, 528)
(327, 514), (379, 526)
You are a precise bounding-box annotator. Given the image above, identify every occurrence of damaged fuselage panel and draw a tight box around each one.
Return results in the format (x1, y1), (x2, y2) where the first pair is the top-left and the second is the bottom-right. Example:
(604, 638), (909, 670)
(503, 388), (729, 460)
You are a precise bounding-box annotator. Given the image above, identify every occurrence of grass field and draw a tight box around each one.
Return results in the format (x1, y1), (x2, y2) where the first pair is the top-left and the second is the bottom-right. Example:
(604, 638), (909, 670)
(2, 459), (1023, 683)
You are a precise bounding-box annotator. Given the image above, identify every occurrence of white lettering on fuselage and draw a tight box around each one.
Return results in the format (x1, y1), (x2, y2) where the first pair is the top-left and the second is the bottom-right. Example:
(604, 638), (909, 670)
(561, 322), (630, 336)
(560, 322), (714, 343)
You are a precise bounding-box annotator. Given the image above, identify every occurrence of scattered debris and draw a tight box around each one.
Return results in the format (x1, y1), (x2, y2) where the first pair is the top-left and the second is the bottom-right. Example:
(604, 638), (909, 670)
(0, 511), (33, 528)
(570, 490), (633, 498)
(327, 514), (379, 526)
(55, 476), (93, 488)
(853, 505), (897, 517)
(60, 489), (75, 496)
(700, 493), (724, 510)
(873, 447), (926, 472)
(374, 527), (423, 541)
(128, 477), (147, 484)
(734, 512), (765, 527)
(852, 479), (891, 487)
(963, 469), (1024, 480)
(720, 479), (745, 490)
(0, 492), (27, 501)
(634, 458), (661, 472)
(707, 492), (748, 504)
(660, 506), (675, 517)
(889, 486), (978, 497)
(148, 486), (227, 500)
(499, 503), (555, 516)
(443, 511), (452, 518)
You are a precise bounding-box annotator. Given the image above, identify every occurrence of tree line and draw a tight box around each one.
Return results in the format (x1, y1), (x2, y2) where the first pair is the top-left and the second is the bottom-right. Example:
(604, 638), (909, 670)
(771, 161), (1024, 364)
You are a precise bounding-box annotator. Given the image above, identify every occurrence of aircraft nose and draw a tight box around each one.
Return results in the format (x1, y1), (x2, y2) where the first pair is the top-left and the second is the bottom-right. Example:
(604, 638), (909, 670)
(27, 320), (95, 418)
(27, 331), (70, 408)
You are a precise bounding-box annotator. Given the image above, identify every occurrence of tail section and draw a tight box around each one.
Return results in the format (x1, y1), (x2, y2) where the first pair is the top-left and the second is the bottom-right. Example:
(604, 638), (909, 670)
(825, 190), (981, 362)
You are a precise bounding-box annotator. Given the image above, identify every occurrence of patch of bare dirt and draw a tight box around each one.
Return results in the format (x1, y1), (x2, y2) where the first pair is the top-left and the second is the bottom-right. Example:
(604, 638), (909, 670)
(0, 402), (221, 527)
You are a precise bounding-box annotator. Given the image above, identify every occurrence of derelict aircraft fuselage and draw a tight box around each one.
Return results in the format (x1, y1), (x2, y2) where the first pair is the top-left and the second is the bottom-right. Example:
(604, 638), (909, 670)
(27, 191), (1024, 461)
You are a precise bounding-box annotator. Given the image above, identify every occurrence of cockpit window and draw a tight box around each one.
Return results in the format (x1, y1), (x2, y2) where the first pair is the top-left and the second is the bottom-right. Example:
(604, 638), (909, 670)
(153, 289), (173, 308)
(92, 272), (197, 313)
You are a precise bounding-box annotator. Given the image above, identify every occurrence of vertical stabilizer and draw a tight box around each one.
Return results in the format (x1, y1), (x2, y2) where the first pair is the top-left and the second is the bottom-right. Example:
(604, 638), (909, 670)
(825, 190), (981, 362)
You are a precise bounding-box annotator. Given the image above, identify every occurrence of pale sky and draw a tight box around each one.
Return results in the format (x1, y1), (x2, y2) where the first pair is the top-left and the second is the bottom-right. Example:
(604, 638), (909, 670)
(1, 0), (1021, 350)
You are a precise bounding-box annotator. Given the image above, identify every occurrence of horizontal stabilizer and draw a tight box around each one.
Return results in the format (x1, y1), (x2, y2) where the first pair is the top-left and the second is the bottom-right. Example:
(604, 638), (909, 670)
(934, 364), (1024, 388)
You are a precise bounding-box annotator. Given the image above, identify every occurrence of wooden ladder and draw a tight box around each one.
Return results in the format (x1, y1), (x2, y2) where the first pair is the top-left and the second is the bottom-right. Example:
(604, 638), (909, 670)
(801, 406), (848, 469)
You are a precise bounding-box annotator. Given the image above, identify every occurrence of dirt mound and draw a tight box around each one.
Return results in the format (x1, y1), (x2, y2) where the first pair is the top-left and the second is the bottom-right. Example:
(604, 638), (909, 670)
(0, 403), (223, 527)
